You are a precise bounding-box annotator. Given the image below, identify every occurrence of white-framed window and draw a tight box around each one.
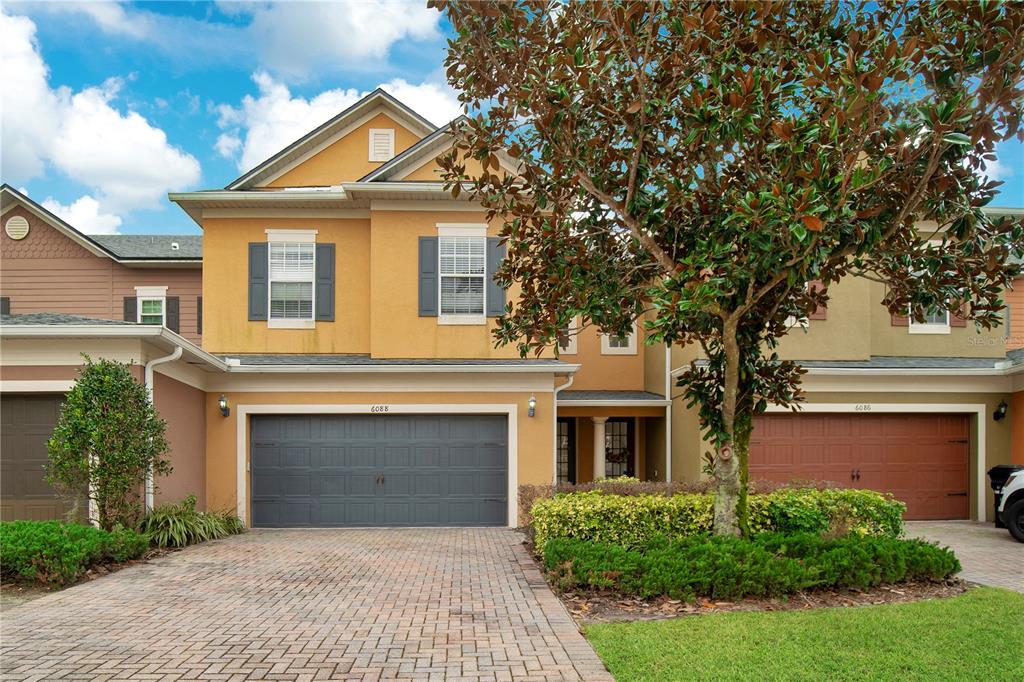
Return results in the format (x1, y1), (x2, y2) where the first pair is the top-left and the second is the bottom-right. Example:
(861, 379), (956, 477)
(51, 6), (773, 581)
(601, 322), (638, 355)
(135, 285), (167, 326)
(909, 306), (951, 334)
(266, 229), (316, 329)
(557, 316), (580, 355)
(438, 224), (487, 325)
(369, 128), (395, 162)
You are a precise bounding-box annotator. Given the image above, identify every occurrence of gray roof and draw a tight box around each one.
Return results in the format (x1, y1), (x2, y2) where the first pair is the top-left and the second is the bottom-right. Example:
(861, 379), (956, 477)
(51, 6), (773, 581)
(91, 235), (201, 259)
(1008, 348), (1024, 366)
(796, 355), (1006, 369)
(559, 390), (667, 401)
(220, 354), (572, 367)
(0, 313), (135, 326)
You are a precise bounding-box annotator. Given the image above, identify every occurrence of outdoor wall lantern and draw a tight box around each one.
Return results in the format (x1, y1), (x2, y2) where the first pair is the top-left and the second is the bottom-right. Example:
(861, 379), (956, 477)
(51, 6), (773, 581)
(528, 394), (537, 418)
(218, 395), (231, 417)
(993, 400), (1008, 422)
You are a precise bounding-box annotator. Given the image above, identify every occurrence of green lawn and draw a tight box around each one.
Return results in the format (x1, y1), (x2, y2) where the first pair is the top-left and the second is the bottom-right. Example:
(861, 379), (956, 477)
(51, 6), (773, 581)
(584, 588), (1024, 681)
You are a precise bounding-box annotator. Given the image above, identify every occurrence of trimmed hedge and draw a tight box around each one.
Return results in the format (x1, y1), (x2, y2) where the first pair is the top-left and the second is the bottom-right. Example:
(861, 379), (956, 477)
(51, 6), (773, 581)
(531, 488), (905, 549)
(543, 533), (959, 600)
(0, 520), (149, 586)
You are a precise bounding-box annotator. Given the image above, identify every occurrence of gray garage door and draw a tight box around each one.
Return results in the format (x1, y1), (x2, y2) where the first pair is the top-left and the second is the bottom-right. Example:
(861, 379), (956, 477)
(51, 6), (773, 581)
(250, 414), (508, 527)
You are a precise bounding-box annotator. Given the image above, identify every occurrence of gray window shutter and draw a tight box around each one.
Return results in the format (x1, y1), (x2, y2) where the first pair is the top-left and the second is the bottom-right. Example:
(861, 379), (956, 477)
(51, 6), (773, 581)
(418, 237), (438, 317)
(0, 297), (9, 315)
(166, 296), (180, 333)
(197, 296), (203, 335)
(315, 243), (335, 321)
(123, 296), (137, 322)
(248, 242), (268, 321)
(486, 237), (507, 317)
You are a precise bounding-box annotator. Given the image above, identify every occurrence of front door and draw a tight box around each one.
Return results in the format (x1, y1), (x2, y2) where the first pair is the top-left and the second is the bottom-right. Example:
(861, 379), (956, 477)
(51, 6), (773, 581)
(556, 417), (576, 484)
(604, 418), (635, 478)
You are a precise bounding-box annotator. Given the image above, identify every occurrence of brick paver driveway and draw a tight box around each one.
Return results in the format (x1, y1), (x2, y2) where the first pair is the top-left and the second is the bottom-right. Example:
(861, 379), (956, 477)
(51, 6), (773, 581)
(906, 520), (1024, 593)
(0, 529), (612, 681)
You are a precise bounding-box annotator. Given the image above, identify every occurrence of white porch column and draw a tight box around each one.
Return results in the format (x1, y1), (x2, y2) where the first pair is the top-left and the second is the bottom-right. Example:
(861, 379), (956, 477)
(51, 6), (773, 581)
(591, 417), (608, 481)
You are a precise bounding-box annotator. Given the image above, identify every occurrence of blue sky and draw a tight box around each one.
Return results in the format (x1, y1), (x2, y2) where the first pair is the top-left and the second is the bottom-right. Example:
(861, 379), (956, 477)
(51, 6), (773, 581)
(1, 1), (1022, 237)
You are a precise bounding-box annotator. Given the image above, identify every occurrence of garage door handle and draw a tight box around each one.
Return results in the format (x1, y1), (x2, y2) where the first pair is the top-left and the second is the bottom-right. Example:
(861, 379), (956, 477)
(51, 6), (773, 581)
(946, 492), (968, 497)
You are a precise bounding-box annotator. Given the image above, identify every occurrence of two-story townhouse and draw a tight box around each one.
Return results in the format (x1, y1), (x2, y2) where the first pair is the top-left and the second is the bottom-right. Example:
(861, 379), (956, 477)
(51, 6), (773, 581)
(0, 184), (208, 519)
(2, 90), (1021, 528)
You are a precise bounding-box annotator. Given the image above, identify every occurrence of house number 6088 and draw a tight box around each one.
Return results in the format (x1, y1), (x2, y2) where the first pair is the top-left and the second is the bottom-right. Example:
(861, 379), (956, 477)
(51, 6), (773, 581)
(370, 405), (390, 413)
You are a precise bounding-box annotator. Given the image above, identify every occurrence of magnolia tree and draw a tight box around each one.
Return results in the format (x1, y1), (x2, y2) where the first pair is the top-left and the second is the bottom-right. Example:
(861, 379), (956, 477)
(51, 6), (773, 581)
(431, 0), (1024, 534)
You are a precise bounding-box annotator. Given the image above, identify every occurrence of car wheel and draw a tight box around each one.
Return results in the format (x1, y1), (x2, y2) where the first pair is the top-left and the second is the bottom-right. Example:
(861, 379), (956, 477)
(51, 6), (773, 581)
(1006, 499), (1024, 543)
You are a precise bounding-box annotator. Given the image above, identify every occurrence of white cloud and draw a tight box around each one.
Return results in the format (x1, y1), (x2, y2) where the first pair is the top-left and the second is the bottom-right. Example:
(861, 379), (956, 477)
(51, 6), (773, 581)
(0, 9), (200, 224)
(0, 10), (61, 179)
(10, 1), (442, 83)
(42, 195), (122, 234)
(239, 1), (441, 81)
(984, 156), (1012, 182)
(216, 72), (462, 172)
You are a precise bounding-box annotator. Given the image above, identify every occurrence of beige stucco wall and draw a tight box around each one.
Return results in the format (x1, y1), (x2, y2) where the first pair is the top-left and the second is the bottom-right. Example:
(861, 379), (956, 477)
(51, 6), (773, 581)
(266, 112), (422, 187)
(776, 277), (873, 361)
(559, 323), (647, 391)
(204, 389), (554, 526)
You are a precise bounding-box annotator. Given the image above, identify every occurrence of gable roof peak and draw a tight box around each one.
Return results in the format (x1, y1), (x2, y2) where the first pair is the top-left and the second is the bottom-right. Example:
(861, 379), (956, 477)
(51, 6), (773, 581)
(225, 88), (441, 191)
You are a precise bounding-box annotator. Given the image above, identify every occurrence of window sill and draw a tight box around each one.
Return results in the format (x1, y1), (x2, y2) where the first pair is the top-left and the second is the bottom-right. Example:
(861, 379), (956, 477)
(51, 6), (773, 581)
(438, 314), (486, 326)
(268, 319), (315, 329)
(908, 324), (951, 335)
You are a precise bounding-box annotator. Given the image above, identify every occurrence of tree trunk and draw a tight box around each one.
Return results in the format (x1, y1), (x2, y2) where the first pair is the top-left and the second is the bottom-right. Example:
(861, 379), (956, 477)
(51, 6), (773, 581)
(713, 316), (743, 536)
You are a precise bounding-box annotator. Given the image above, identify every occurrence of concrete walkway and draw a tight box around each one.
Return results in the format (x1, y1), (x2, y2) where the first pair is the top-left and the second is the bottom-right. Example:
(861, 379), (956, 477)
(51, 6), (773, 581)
(906, 520), (1024, 593)
(0, 528), (611, 681)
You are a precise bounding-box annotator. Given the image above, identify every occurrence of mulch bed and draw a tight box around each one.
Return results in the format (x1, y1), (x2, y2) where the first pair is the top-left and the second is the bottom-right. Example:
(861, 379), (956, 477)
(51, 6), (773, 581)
(559, 579), (970, 624)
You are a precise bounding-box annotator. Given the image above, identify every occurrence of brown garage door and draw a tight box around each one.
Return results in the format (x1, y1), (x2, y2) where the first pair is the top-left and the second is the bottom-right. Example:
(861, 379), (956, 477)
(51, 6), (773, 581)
(750, 413), (970, 520)
(1, 394), (80, 521)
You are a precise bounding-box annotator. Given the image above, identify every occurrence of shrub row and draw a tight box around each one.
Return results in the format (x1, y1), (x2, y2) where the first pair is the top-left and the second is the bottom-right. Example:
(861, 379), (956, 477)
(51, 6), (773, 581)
(0, 520), (149, 586)
(543, 533), (959, 601)
(518, 478), (833, 528)
(137, 494), (245, 548)
(530, 488), (905, 549)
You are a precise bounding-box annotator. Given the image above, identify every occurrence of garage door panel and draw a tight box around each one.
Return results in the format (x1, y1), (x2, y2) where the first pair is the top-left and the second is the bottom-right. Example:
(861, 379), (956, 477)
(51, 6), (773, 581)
(751, 413), (969, 520)
(250, 414), (508, 527)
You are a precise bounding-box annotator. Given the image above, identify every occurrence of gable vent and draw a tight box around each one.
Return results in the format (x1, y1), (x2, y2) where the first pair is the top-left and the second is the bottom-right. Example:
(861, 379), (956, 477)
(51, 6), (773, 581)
(369, 128), (395, 162)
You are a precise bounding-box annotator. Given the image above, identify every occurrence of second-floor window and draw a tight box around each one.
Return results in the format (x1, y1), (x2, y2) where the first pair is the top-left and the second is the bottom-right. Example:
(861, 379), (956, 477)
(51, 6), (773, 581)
(439, 235), (485, 318)
(909, 305), (950, 334)
(139, 298), (165, 325)
(269, 242), (314, 321)
(601, 323), (638, 355)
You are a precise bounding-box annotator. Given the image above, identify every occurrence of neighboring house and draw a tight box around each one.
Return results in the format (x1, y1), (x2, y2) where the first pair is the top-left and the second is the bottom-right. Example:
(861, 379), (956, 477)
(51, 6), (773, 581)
(0, 89), (1021, 527)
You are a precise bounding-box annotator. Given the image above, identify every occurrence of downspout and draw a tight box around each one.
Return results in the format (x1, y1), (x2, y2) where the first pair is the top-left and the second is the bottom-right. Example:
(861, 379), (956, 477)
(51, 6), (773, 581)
(144, 346), (182, 511)
(664, 345), (673, 483)
(552, 374), (575, 484)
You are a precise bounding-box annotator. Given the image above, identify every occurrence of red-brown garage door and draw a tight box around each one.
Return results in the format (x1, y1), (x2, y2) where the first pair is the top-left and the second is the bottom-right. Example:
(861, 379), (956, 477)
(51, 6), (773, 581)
(750, 413), (970, 520)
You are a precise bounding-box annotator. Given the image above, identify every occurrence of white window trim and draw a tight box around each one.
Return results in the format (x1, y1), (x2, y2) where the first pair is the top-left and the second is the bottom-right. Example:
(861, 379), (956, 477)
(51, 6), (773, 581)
(368, 128), (395, 162)
(909, 309), (951, 335)
(437, 224), (488, 326)
(265, 229), (317, 243)
(266, 230), (317, 327)
(557, 316), (580, 355)
(135, 286), (167, 326)
(601, 322), (638, 355)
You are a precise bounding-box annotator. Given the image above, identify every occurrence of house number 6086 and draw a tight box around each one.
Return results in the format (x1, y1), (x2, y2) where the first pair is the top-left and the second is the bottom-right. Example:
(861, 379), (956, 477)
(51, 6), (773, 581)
(370, 405), (390, 413)
(855, 404), (872, 412)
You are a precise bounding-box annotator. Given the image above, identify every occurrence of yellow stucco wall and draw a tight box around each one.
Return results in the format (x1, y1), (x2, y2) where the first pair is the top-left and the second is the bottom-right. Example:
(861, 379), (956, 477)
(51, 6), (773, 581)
(402, 152), (489, 182)
(776, 277), (873, 361)
(559, 323), (647, 391)
(201, 216), (371, 354)
(266, 112), (423, 187)
(368, 209), (534, 359)
(204, 390), (554, 526)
